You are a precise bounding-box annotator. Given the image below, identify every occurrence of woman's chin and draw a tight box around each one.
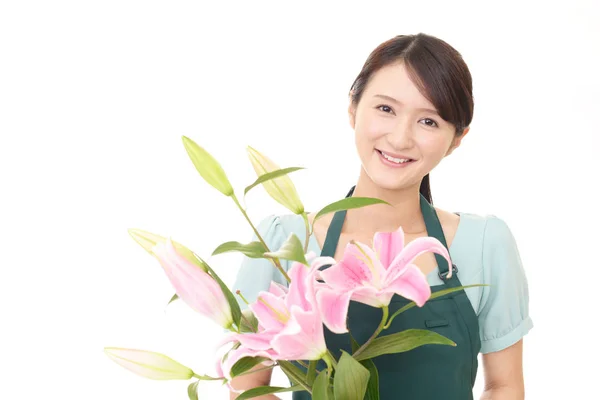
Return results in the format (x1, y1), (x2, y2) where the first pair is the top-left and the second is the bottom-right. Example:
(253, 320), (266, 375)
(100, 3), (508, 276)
(365, 174), (417, 192)
(359, 159), (424, 192)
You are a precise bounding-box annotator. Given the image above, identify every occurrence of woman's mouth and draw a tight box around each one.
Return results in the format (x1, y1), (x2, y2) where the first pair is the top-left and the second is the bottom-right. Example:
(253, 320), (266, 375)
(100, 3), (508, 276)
(376, 149), (416, 167)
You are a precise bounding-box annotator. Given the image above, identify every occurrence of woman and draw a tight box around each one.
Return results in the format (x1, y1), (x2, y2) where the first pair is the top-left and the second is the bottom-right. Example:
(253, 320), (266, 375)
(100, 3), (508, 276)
(230, 33), (533, 399)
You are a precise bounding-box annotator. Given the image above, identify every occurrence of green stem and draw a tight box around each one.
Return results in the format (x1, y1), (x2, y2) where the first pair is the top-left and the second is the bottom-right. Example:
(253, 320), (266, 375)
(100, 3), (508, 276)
(236, 290), (250, 305)
(326, 350), (338, 369)
(322, 353), (334, 376)
(306, 360), (317, 385)
(192, 373), (225, 381)
(383, 284), (488, 329)
(384, 302), (416, 329)
(236, 364), (275, 377)
(352, 306), (389, 359)
(301, 212), (310, 254)
(231, 193), (290, 282)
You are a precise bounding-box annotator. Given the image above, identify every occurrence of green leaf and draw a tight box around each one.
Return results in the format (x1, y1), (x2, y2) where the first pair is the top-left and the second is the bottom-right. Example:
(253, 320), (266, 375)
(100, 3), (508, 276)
(200, 258), (242, 331)
(263, 233), (307, 265)
(235, 385), (303, 400)
(354, 329), (456, 362)
(187, 380), (200, 400)
(244, 167), (305, 196)
(312, 369), (331, 400)
(167, 293), (178, 305)
(240, 309), (259, 333)
(313, 197), (390, 225)
(182, 136), (234, 196)
(389, 284), (488, 321)
(361, 359), (379, 400)
(211, 240), (267, 258)
(333, 351), (370, 400)
(350, 334), (360, 353)
(279, 360), (311, 390)
(349, 334), (379, 400)
(231, 356), (269, 378)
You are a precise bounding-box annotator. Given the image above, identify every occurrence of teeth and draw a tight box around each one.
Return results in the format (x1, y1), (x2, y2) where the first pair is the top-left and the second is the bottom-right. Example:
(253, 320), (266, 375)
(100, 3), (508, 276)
(381, 151), (411, 164)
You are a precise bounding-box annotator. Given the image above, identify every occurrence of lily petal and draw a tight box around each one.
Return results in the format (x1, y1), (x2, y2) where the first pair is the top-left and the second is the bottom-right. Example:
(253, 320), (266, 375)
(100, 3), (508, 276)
(387, 237), (451, 282)
(284, 262), (311, 311)
(385, 264), (431, 307)
(315, 287), (352, 333)
(319, 242), (380, 291)
(249, 291), (288, 331)
(308, 255), (338, 274)
(348, 240), (387, 284)
(373, 226), (405, 268)
(221, 331), (275, 352)
(220, 345), (277, 381)
(351, 286), (391, 308)
(271, 306), (326, 360)
(268, 281), (288, 297)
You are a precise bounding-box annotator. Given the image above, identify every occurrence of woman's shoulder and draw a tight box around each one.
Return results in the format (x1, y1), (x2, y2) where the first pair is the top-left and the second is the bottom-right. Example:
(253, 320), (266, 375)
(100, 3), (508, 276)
(450, 210), (519, 252)
(252, 213), (306, 246)
(431, 206), (516, 253)
(253, 213), (299, 232)
(439, 208), (525, 286)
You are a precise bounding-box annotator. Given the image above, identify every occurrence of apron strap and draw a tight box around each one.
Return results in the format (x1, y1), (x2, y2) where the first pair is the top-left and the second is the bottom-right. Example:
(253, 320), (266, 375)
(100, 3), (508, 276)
(419, 194), (459, 284)
(321, 186), (354, 260)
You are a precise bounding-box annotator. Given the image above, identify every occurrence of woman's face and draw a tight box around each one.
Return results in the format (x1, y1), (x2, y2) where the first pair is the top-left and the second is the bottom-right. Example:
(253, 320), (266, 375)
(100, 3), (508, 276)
(350, 61), (467, 191)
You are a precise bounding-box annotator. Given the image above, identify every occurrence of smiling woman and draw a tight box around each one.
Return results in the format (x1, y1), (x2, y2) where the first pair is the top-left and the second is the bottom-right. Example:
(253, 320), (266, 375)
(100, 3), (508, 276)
(231, 33), (533, 400)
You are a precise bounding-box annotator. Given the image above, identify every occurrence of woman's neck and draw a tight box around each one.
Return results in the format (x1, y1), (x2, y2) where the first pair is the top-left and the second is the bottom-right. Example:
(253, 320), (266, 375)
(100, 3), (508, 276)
(344, 170), (427, 235)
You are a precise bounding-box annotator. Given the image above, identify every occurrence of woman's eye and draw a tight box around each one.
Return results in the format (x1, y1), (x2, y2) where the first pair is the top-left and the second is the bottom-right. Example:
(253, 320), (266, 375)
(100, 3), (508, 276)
(421, 118), (438, 128)
(376, 105), (393, 114)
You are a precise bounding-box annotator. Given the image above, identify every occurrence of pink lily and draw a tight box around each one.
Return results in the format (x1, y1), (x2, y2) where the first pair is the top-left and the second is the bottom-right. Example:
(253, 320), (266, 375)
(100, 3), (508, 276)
(218, 254), (336, 381)
(151, 237), (233, 329)
(316, 226), (452, 334)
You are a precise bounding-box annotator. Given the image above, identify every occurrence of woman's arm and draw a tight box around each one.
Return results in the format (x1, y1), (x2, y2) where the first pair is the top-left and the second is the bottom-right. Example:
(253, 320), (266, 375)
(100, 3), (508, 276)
(229, 365), (280, 400)
(480, 340), (525, 400)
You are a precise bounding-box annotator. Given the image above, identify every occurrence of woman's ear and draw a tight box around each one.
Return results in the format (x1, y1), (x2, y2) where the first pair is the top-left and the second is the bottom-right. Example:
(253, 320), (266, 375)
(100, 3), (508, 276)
(348, 99), (356, 129)
(446, 127), (470, 156)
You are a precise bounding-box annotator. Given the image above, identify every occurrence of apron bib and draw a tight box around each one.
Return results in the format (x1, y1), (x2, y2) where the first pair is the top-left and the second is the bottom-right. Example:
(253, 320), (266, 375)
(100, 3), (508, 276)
(293, 186), (481, 400)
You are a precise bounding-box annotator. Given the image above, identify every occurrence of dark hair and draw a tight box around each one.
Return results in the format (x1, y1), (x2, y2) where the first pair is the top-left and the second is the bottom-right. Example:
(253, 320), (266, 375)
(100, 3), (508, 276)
(349, 33), (474, 204)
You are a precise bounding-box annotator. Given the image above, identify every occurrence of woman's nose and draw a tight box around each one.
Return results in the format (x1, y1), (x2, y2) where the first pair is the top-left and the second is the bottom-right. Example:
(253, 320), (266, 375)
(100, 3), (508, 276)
(386, 118), (415, 149)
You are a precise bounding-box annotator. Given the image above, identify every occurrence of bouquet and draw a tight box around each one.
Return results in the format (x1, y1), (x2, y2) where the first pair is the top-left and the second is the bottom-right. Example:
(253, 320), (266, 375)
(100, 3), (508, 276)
(104, 136), (481, 399)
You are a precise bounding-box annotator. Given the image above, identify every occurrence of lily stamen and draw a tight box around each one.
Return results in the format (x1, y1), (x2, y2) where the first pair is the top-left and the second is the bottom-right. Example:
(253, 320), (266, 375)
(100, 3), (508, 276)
(258, 297), (290, 323)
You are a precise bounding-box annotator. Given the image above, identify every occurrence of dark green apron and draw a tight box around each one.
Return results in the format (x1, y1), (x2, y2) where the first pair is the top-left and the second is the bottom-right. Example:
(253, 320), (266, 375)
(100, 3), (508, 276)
(293, 186), (480, 399)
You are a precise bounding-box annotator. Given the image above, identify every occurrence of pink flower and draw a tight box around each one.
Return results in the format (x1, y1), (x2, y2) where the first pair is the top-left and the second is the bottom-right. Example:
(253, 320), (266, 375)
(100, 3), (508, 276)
(218, 254), (336, 381)
(316, 226), (451, 334)
(151, 237), (233, 329)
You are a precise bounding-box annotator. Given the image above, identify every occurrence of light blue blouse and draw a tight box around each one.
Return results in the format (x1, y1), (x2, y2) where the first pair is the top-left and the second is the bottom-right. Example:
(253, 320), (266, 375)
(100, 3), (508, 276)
(231, 212), (533, 354)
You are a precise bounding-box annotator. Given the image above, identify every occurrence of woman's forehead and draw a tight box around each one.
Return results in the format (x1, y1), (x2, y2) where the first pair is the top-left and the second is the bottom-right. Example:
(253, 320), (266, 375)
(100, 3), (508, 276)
(363, 64), (437, 111)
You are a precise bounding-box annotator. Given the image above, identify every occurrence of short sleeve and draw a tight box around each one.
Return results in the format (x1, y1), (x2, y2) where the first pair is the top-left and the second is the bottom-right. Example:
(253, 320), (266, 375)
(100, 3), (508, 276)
(231, 215), (289, 311)
(478, 216), (534, 354)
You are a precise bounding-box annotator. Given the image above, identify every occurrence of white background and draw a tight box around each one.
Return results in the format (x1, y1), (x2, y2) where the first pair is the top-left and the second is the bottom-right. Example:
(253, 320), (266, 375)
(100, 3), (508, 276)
(1, 0), (599, 398)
